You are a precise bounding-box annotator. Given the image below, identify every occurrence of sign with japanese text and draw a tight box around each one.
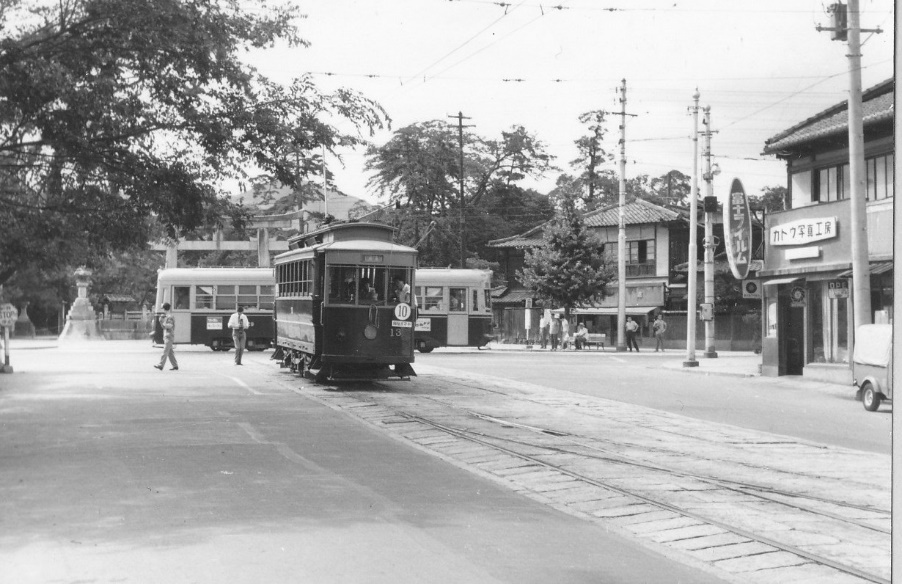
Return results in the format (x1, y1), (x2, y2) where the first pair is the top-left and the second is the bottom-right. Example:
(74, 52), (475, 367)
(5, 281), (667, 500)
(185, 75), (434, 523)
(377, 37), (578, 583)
(769, 216), (838, 246)
(827, 280), (850, 299)
(724, 178), (752, 279)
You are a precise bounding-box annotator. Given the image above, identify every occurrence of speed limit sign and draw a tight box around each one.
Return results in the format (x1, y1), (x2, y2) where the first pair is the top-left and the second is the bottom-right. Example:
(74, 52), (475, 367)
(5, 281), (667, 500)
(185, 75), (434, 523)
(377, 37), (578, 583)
(0, 303), (17, 328)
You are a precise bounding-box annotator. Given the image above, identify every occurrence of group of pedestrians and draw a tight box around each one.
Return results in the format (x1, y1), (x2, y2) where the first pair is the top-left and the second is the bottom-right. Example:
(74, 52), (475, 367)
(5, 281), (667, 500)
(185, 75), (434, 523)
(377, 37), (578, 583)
(154, 303), (250, 371)
(537, 313), (668, 352)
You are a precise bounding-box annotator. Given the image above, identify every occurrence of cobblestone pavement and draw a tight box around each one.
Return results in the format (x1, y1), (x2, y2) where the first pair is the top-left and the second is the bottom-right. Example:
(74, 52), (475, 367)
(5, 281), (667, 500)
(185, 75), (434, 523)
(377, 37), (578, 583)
(265, 363), (891, 584)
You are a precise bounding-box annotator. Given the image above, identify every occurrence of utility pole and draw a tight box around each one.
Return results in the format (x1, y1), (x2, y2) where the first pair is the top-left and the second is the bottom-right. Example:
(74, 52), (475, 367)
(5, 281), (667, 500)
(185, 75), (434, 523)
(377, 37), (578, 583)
(817, 1), (880, 334)
(321, 143), (328, 219)
(684, 90), (701, 368)
(702, 106), (718, 359)
(615, 79), (637, 352)
(448, 112), (472, 268)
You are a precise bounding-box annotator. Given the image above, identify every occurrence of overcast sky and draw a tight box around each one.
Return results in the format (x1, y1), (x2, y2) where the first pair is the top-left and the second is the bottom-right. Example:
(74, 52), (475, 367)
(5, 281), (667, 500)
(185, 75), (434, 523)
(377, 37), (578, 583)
(246, 0), (895, 206)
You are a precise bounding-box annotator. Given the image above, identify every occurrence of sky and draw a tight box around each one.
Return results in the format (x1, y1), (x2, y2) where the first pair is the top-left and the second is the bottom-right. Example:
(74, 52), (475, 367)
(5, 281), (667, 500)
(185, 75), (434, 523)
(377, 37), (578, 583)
(244, 0), (896, 207)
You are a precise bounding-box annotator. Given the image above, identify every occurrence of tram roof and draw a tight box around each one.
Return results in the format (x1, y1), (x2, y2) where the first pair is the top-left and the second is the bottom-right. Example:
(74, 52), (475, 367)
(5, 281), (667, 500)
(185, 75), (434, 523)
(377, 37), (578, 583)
(287, 221), (398, 250)
(156, 267), (274, 284)
(415, 268), (491, 287)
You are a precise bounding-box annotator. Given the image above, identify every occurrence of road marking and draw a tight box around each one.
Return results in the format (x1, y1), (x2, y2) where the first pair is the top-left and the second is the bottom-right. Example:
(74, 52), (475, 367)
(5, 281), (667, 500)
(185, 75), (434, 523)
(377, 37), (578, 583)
(223, 375), (262, 395)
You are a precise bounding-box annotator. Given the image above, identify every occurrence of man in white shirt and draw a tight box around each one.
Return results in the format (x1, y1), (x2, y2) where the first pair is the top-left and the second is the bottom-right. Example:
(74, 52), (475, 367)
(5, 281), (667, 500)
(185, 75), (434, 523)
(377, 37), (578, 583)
(227, 306), (250, 365)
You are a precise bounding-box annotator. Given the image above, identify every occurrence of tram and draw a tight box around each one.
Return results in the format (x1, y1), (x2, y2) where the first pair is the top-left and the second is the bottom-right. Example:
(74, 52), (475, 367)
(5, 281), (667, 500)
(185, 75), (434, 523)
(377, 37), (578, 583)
(152, 268), (275, 350)
(273, 221), (417, 382)
(413, 268), (494, 352)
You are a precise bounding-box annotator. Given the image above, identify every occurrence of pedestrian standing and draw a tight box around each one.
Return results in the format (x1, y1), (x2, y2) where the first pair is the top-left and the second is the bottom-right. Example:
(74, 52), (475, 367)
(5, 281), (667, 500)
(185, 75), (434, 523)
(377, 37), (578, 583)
(560, 317), (570, 350)
(549, 314), (561, 350)
(653, 314), (668, 352)
(228, 306), (250, 365)
(625, 316), (640, 352)
(539, 315), (550, 348)
(154, 302), (178, 371)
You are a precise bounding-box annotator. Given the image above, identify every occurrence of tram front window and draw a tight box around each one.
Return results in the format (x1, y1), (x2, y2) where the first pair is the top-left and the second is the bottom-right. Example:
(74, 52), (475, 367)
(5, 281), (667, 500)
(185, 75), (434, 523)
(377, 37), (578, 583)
(328, 266), (389, 305)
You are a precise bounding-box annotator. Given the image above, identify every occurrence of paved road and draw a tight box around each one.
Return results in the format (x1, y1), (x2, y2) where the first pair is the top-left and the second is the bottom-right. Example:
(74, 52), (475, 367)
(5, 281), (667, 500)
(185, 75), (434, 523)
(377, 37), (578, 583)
(0, 342), (730, 584)
(414, 350), (891, 454)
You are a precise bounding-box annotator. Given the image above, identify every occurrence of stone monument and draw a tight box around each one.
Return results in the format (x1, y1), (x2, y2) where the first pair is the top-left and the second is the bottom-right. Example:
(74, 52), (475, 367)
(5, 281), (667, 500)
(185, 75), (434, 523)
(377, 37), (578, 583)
(59, 266), (99, 341)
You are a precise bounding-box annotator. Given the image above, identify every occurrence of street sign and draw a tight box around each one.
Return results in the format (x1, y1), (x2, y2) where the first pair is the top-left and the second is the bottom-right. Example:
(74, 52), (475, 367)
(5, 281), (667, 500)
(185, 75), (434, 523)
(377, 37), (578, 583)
(742, 279), (762, 299)
(0, 303), (18, 327)
(724, 178), (752, 280)
(828, 279), (850, 299)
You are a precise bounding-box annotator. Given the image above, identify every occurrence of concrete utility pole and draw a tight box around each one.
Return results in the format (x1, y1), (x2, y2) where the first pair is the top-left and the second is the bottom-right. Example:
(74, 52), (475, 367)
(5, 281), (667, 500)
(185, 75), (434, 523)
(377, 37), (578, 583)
(684, 90), (701, 368)
(702, 106), (718, 359)
(448, 112), (472, 268)
(616, 79), (628, 352)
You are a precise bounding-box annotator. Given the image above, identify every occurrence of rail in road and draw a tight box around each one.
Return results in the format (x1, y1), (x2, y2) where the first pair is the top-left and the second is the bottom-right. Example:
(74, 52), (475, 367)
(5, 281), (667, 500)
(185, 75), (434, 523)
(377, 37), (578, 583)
(271, 366), (891, 584)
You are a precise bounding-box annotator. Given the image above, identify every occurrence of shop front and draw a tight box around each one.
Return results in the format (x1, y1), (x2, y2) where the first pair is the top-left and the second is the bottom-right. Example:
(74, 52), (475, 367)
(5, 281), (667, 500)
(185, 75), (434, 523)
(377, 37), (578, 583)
(759, 199), (892, 383)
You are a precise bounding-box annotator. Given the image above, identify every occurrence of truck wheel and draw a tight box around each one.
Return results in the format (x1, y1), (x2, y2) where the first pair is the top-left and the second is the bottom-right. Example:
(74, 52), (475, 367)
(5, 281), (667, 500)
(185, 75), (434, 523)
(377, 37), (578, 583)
(862, 383), (881, 412)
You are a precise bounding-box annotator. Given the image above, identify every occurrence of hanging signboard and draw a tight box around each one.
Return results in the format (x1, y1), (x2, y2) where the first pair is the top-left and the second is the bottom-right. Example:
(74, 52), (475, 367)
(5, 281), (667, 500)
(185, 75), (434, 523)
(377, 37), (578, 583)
(724, 178), (752, 280)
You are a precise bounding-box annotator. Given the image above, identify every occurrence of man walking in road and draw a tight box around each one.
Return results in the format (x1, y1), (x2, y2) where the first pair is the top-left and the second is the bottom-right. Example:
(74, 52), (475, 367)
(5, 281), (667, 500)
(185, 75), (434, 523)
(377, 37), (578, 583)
(625, 316), (640, 352)
(228, 306), (250, 365)
(154, 302), (178, 371)
(653, 314), (668, 352)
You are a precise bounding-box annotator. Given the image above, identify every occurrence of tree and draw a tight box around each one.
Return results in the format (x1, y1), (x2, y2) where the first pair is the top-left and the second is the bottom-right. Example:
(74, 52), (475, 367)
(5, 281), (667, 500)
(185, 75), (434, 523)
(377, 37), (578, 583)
(569, 110), (615, 207)
(648, 170), (692, 206)
(517, 188), (612, 317)
(750, 185), (788, 213)
(365, 121), (555, 266)
(0, 0), (389, 287)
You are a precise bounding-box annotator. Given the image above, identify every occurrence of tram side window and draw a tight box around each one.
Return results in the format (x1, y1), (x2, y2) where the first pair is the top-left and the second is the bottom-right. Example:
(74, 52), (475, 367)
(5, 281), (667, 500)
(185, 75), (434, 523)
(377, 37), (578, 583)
(421, 287), (443, 312)
(195, 285), (213, 309)
(216, 285), (237, 310)
(259, 285), (274, 309)
(484, 289), (492, 312)
(449, 287), (467, 312)
(173, 286), (190, 310)
(238, 285), (257, 309)
(472, 289), (479, 312)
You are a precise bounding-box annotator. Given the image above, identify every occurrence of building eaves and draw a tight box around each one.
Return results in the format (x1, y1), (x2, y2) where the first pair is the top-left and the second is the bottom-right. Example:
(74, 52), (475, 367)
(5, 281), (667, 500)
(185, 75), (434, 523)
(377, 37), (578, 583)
(762, 78), (894, 155)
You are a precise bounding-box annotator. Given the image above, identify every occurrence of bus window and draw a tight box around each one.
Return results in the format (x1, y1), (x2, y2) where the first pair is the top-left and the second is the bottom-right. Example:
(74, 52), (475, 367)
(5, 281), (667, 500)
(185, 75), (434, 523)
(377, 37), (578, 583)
(195, 285), (213, 309)
(449, 287), (467, 312)
(422, 287), (443, 312)
(238, 285), (257, 309)
(216, 285), (236, 310)
(173, 286), (190, 310)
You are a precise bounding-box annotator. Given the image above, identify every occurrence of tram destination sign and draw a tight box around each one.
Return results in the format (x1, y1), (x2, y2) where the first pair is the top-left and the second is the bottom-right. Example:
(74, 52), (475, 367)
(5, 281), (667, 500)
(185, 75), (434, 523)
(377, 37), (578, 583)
(724, 178), (752, 280)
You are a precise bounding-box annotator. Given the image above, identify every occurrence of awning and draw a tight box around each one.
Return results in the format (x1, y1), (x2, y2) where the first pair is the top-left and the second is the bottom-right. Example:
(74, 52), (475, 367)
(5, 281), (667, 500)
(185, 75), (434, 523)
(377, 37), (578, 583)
(552, 305), (659, 316)
(762, 277), (800, 287)
(837, 261), (894, 278)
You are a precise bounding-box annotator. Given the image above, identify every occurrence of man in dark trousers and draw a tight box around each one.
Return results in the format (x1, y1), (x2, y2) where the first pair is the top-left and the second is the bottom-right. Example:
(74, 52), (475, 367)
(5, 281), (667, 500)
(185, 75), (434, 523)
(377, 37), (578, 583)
(228, 306), (250, 365)
(625, 316), (640, 352)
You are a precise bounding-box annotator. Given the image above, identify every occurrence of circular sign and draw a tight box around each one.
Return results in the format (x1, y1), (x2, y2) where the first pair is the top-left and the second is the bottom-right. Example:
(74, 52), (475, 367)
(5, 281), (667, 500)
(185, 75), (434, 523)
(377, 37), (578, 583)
(790, 286), (806, 304)
(744, 281), (759, 295)
(393, 303), (411, 321)
(0, 303), (18, 328)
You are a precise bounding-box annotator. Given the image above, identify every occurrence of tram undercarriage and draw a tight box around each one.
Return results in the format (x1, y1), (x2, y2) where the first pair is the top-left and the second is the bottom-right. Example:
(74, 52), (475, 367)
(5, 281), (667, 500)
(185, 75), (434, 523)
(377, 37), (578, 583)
(274, 347), (416, 383)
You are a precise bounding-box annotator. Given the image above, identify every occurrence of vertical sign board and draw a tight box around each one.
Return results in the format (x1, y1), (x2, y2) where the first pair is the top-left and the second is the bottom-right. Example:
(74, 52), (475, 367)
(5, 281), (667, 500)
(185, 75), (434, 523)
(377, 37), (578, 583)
(724, 178), (752, 280)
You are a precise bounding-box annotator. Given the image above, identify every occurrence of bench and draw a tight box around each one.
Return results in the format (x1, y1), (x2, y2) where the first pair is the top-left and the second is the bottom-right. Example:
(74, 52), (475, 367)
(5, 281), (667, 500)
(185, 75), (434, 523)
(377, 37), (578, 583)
(582, 333), (606, 350)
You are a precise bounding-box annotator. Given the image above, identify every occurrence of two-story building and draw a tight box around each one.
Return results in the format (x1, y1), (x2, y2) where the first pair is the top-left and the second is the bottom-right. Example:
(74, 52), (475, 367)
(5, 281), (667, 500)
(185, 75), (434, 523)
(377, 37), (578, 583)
(759, 78), (893, 382)
(488, 198), (689, 343)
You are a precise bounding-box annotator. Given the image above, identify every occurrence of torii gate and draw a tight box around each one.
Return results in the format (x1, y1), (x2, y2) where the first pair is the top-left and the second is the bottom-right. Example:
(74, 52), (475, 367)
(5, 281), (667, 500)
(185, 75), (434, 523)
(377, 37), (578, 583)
(151, 210), (302, 268)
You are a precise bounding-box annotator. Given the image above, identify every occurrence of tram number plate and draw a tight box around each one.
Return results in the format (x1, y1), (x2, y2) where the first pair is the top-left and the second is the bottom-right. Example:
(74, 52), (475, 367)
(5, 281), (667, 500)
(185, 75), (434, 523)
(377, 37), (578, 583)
(392, 320), (412, 328)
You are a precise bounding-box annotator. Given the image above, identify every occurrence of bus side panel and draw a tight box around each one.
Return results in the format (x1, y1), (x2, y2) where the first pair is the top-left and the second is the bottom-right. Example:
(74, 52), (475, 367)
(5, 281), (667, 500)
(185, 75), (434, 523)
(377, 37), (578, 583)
(415, 315), (448, 347)
(321, 307), (414, 364)
(275, 298), (317, 354)
(468, 316), (494, 348)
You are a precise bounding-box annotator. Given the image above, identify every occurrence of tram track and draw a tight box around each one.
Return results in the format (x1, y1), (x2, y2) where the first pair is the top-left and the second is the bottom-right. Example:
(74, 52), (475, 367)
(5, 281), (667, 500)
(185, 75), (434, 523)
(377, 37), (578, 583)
(276, 370), (890, 584)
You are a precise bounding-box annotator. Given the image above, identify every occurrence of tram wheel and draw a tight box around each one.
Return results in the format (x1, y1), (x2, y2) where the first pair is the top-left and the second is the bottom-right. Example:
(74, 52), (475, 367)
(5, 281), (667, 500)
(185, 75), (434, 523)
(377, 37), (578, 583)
(417, 341), (434, 353)
(862, 383), (881, 411)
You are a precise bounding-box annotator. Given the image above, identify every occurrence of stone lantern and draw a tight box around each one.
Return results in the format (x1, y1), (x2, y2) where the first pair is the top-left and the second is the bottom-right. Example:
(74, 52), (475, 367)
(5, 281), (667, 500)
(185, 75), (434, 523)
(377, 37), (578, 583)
(59, 266), (99, 341)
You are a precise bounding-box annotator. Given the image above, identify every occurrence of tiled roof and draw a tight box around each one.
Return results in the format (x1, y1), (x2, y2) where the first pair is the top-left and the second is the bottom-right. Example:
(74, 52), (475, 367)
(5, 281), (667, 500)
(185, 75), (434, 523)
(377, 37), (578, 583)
(583, 198), (682, 228)
(491, 286), (537, 305)
(762, 78), (894, 155)
(487, 198), (682, 249)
